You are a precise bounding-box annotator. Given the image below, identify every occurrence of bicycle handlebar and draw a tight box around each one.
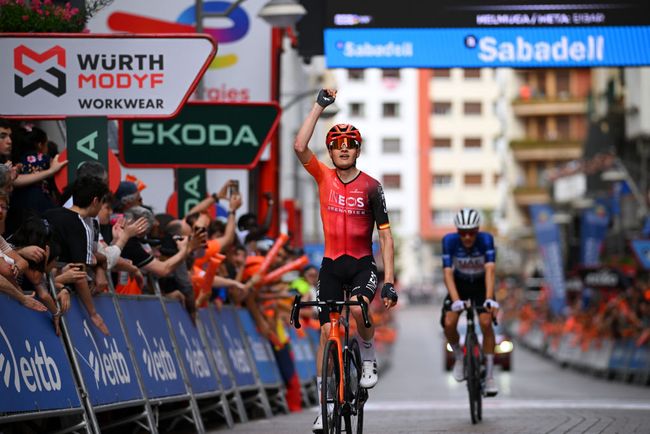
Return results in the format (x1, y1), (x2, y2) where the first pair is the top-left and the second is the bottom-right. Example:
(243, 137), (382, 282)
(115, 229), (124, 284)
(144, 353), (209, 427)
(462, 299), (498, 326)
(290, 295), (372, 329)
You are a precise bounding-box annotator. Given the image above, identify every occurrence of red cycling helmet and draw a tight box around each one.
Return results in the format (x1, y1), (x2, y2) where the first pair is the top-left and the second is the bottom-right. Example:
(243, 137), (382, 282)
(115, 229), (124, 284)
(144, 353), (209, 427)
(326, 124), (362, 148)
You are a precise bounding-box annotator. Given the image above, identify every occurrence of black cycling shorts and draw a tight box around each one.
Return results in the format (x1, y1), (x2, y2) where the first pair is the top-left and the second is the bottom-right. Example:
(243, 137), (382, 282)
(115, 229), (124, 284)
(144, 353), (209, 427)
(317, 255), (378, 326)
(440, 276), (487, 327)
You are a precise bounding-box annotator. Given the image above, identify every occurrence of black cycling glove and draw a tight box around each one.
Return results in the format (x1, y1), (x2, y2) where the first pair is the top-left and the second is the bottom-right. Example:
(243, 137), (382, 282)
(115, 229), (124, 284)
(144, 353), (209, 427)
(316, 89), (334, 108)
(381, 282), (398, 302)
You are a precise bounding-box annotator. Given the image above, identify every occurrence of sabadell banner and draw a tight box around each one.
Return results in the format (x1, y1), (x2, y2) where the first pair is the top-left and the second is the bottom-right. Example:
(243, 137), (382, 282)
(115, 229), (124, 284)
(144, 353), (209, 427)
(0, 34), (216, 118)
(88, 0), (272, 102)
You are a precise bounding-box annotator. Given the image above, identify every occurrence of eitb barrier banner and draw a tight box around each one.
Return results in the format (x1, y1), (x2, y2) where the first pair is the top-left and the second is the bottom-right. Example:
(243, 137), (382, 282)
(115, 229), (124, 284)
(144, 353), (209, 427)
(288, 327), (317, 382)
(0, 294), (81, 413)
(63, 295), (142, 406)
(118, 297), (186, 398)
(198, 308), (234, 391)
(165, 300), (219, 395)
(236, 309), (283, 387)
(212, 307), (257, 388)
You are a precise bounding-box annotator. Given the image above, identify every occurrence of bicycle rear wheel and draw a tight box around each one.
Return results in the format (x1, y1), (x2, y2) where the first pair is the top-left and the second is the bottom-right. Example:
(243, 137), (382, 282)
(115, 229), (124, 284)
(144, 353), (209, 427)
(322, 340), (342, 434)
(344, 339), (364, 434)
(465, 334), (482, 424)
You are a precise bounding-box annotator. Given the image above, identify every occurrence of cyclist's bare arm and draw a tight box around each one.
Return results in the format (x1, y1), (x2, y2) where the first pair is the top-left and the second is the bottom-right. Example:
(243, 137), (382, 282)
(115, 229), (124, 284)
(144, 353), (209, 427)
(484, 262), (496, 302)
(294, 89), (337, 164)
(378, 228), (395, 285)
(443, 267), (461, 302)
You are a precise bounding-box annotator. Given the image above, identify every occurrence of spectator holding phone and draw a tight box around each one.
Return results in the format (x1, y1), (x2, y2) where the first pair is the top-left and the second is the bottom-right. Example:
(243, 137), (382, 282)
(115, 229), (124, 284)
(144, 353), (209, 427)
(115, 206), (191, 295)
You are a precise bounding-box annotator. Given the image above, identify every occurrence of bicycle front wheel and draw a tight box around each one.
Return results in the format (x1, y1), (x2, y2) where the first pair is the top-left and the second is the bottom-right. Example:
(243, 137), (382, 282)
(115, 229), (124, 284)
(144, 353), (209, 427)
(322, 339), (341, 434)
(344, 338), (364, 434)
(465, 334), (482, 424)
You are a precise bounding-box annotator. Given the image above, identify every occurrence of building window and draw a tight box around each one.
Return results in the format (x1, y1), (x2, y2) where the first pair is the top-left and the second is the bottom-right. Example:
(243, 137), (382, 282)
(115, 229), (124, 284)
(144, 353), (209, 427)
(433, 174), (453, 187)
(382, 138), (401, 153)
(433, 69), (451, 78)
(383, 174), (401, 189)
(383, 102), (400, 118)
(433, 137), (452, 149)
(557, 115), (570, 139)
(349, 102), (365, 117)
(494, 173), (501, 185)
(433, 101), (452, 115)
(464, 173), (483, 186)
(557, 70), (570, 97)
(463, 102), (482, 115)
(432, 209), (455, 226)
(388, 209), (401, 226)
(348, 69), (365, 81)
(464, 68), (481, 79)
(464, 137), (482, 150)
(382, 69), (400, 79)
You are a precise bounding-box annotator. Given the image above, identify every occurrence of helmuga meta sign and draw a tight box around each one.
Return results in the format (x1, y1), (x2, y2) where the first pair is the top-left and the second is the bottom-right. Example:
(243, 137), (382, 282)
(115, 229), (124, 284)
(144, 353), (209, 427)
(0, 34), (216, 118)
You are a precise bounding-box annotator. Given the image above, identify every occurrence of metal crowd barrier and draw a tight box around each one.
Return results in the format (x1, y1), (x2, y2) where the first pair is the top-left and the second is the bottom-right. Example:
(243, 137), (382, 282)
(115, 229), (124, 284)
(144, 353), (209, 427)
(0, 277), (318, 433)
(508, 321), (650, 385)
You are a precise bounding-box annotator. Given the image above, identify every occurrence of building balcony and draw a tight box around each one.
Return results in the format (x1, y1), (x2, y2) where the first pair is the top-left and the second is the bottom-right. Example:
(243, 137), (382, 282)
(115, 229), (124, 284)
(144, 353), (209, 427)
(513, 186), (550, 206)
(512, 97), (587, 116)
(510, 139), (582, 161)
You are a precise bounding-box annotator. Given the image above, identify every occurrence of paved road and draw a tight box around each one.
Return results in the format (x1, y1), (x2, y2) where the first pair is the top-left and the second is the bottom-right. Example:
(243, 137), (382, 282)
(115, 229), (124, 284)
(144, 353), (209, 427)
(211, 303), (650, 433)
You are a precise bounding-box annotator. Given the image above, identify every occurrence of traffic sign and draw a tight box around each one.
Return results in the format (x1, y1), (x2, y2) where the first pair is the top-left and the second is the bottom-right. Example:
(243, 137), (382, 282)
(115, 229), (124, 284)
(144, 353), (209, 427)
(119, 102), (281, 169)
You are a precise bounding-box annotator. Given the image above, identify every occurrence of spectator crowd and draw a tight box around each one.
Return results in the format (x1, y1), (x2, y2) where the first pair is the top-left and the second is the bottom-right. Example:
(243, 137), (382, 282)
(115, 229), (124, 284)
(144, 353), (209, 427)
(501, 275), (650, 352)
(0, 118), (402, 412)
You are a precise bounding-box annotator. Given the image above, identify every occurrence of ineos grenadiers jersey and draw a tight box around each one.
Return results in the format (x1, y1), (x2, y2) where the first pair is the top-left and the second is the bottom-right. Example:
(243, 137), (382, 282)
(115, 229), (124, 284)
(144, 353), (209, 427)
(304, 155), (390, 259)
(441, 232), (496, 281)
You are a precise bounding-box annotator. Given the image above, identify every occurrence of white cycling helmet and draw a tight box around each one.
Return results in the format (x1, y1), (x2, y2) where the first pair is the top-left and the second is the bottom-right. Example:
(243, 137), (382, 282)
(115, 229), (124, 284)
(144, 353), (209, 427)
(454, 208), (481, 230)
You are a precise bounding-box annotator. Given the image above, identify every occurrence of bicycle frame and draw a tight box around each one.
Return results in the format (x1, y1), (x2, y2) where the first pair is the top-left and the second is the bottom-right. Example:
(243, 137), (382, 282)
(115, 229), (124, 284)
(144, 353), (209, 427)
(290, 293), (371, 406)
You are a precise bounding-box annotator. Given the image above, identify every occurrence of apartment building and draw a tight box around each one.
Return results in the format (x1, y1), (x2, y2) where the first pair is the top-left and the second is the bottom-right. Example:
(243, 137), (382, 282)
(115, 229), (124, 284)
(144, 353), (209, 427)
(333, 68), (420, 286)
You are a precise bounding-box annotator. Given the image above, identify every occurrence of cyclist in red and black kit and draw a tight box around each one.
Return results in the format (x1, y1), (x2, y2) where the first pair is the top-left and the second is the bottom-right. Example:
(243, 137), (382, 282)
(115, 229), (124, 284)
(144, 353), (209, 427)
(295, 89), (398, 433)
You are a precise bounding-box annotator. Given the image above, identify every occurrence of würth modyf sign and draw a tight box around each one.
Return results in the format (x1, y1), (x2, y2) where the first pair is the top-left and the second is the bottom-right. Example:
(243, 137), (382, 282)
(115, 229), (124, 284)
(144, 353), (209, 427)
(120, 102), (281, 169)
(0, 34), (216, 118)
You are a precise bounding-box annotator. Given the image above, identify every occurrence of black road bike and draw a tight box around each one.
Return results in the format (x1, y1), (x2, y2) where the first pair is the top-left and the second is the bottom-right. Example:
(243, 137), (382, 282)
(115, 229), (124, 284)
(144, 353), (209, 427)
(462, 299), (497, 424)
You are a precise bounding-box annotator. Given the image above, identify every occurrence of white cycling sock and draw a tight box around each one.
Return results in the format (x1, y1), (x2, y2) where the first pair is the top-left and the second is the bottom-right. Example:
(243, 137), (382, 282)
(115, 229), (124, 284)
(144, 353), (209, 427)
(451, 343), (463, 361)
(357, 336), (375, 361)
(486, 354), (495, 379)
(317, 376), (322, 406)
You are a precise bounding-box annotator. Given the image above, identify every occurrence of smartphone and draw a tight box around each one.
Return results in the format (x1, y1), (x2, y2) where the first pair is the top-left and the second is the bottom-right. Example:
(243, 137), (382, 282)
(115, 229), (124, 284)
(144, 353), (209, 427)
(229, 180), (239, 197)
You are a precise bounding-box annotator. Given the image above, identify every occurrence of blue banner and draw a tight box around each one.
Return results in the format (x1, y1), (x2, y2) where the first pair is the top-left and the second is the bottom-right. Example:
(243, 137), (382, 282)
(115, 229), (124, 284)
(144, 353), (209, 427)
(530, 204), (566, 315)
(580, 200), (610, 266)
(65, 295), (142, 406)
(165, 301), (219, 395)
(0, 294), (80, 413)
(118, 297), (186, 398)
(236, 309), (281, 386)
(198, 308), (233, 391)
(212, 307), (256, 388)
(288, 327), (317, 382)
(325, 26), (650, 68)
(631, 239), (650, 271)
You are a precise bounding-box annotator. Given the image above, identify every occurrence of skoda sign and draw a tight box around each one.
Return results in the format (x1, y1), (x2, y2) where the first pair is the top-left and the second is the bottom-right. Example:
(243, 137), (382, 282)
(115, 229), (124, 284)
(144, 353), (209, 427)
(0, 34), (216, 118)
(120, 102), (281, 169)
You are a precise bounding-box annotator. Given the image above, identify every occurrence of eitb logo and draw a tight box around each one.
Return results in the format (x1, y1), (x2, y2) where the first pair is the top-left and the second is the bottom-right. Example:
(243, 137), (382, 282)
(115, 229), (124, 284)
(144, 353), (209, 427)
(14, 45), (66, 97)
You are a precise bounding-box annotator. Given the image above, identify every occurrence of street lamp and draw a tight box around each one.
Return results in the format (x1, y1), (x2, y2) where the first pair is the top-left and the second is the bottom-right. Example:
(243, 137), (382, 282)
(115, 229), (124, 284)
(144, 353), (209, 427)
(258, 0), (306, 27)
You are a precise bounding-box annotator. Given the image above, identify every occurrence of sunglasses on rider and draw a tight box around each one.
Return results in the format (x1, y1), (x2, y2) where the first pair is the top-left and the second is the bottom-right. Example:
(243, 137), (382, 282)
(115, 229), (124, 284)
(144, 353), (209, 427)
(458, 229), (478, 237)
(327, 137), (360, 150)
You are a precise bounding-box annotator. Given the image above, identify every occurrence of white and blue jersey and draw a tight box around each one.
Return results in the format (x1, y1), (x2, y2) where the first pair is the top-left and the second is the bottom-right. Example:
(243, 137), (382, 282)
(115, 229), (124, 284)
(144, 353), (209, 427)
(442, 232), (496, 283)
